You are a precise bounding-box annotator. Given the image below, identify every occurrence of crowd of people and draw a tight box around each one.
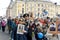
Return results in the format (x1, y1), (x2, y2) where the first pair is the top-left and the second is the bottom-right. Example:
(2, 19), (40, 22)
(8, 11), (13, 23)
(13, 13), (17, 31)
(0, 13), (59, 40)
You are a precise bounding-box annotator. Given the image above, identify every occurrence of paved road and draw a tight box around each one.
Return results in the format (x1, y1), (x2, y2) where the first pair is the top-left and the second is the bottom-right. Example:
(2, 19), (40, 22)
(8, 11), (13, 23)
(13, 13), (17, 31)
(0, 27), (60, 40)
(0, 29), (10, 40)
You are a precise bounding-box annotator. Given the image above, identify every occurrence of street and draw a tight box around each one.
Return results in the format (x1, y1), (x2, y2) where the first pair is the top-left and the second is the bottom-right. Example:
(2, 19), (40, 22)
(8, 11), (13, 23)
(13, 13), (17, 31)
(0, 30), (58, 40)
(0, 27), (36, 40)
(0, 29), (10, 40)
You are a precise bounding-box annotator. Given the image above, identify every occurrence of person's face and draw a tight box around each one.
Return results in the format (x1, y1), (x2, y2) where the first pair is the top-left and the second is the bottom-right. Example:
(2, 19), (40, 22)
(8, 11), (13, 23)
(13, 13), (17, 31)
(16, 19), (18, 22)
(19, 21), (21, 24)
(25, 16), (29, 20)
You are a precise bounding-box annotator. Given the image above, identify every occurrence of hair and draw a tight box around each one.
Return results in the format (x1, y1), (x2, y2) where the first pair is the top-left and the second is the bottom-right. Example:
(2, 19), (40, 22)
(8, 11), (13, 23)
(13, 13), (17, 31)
(52, 23), (54, 25)
(37, 28), (43, 33)
(47, 17), (50, 19)
(12, 19), (14, 21)
(36, 24), (40, 26)
(23, 13), (29, 18)
(52, 34), (57, 37)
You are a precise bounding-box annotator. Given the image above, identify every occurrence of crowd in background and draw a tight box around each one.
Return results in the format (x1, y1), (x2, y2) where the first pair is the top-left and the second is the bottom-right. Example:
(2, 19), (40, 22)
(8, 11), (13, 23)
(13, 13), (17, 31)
(0, 13), (58, 40)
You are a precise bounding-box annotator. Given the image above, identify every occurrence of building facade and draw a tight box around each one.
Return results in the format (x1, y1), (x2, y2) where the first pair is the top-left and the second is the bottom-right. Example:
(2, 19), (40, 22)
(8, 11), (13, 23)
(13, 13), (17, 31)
(6, 0), (60, 18)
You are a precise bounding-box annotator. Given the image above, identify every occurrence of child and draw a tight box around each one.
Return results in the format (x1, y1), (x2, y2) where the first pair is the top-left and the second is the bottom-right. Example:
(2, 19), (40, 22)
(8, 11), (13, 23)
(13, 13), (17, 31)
(34, 24), (43, 40)
(34, 24), (48, 40)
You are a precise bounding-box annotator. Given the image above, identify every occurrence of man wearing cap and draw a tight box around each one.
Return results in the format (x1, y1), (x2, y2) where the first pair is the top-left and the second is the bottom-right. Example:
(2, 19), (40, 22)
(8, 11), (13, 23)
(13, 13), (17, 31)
(23, 13), (32, 40)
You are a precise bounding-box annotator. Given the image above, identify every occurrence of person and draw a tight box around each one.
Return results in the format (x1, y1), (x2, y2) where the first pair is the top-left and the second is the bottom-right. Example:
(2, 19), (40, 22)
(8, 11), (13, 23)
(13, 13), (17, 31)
(23, 13), (31, 40)
(17, 19), (27, 40)
(15, 18), (19, 25)
(34, 24), (43, 40)
(13, 18), (19, 40)
(7, 17), (12, 34)
(1, 20), (6, 32)
(28, 20), (34, 40)
(42, 24), (47, 35)
(11, 19), (17, 40)
(34, 24), (48, 40)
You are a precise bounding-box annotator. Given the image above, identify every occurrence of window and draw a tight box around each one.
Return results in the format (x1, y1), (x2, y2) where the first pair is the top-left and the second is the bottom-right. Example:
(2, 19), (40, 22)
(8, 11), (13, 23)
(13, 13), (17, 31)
(38, 4), (40, 6)
(34, 4), (36, 6)
(42, 4), (43, 7)
(33, 0), (35, 1)
(22, 4), (24, 6)
(27, 8), (29, 10)
(27, 4), (28, 6)
(48, 5), (49, 7)
(22, 8), (24, 14)
(38, 13), (40, 17)
(26, 0), (29, 1)
(38, 8), (40, 11)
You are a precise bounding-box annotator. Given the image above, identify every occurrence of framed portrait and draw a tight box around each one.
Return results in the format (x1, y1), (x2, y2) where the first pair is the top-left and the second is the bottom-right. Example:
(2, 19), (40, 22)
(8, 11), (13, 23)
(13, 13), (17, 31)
(17, 24), (25, 34)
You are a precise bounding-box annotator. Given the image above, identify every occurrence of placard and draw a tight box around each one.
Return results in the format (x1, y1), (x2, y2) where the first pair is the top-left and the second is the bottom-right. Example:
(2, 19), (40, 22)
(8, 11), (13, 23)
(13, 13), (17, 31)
(17, 24), (25, 34)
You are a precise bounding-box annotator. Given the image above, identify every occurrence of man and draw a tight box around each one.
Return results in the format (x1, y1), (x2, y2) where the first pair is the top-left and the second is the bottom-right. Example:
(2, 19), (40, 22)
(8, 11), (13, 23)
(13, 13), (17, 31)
(7, 17), (12, 34)
(23, 13), (32, 40)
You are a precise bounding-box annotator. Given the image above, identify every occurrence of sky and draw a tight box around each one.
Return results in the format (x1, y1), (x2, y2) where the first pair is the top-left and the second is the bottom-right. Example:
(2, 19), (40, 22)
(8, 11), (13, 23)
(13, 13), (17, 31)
(0, 0), (10, 16)
(50, 0), (60, 5)
(0, 0), (60, 16)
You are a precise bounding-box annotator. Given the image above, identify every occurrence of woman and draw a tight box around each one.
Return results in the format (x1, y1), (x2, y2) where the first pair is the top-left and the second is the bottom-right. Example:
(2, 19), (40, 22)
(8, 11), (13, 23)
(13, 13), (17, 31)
(34, 24), (43, 40)
(1, 20), (6, 32)
(17, 18), (27, 40)
(11, 19), (17, 40)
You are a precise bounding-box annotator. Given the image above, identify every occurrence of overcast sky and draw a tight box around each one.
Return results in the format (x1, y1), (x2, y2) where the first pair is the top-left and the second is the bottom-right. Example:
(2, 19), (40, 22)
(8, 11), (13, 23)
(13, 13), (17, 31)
(0, 0), (60, 16)
(0, 0), (10, 16)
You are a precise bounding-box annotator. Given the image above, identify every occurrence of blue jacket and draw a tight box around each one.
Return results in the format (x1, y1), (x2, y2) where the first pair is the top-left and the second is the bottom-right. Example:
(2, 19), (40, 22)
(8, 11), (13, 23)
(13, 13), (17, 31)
(11, 21), (17, 30)
(7, 19), (12, 27)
